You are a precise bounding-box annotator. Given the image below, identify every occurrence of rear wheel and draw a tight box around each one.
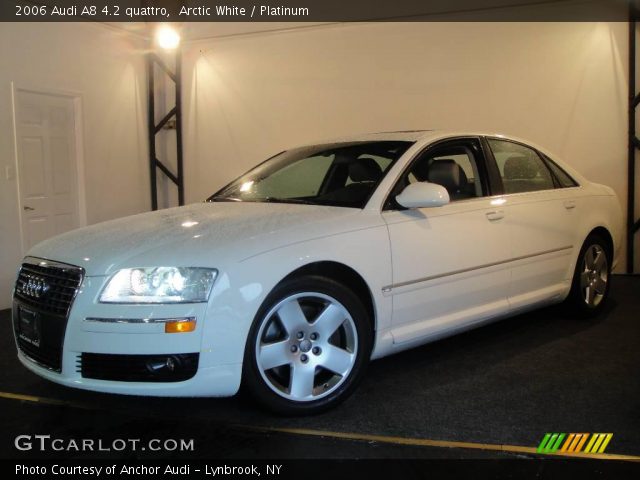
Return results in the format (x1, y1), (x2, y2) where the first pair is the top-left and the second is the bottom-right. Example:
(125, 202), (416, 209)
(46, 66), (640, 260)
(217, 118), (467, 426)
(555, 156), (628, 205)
(243, 275), (372, 415)
(565, 234), (612, 318)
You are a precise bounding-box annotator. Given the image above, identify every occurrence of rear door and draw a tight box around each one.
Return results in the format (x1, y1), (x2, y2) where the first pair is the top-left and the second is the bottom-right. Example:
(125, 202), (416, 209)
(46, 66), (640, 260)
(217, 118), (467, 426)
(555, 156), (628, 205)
(382, 137), (512, 345)
(484, 137), (581, 311)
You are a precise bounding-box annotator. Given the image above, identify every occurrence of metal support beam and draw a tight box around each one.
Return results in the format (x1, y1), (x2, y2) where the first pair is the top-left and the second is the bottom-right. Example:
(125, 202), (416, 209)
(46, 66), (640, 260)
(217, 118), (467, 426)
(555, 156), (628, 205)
(147, 54), (158, 211)
(147, 48), (184, 210)
(155, 159), (179, 185)
(154, 107), (177, 134)
(176, 49), (185, 206)
(629, 7), (639, 272)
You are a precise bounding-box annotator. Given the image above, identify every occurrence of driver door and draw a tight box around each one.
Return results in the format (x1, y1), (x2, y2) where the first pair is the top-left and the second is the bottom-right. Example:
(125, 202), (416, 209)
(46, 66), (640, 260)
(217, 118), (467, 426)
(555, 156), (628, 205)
(382, 137), (512, 346)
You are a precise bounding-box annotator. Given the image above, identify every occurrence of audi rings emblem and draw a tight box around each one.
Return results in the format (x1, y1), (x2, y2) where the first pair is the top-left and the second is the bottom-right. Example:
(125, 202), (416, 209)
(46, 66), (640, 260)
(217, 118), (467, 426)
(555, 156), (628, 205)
(22, 275), (50, 298)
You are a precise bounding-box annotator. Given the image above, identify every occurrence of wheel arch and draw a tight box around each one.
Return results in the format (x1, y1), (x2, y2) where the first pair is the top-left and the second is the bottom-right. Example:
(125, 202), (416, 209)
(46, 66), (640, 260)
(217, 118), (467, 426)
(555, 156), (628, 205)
(587, 226), (614, 259)
(567, 226), (615, 289)
(281, 261), (377, 334)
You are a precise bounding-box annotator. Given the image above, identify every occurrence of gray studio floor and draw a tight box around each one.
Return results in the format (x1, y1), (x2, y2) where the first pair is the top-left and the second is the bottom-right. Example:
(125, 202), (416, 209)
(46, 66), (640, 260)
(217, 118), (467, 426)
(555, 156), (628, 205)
(1, 276), (638, 460)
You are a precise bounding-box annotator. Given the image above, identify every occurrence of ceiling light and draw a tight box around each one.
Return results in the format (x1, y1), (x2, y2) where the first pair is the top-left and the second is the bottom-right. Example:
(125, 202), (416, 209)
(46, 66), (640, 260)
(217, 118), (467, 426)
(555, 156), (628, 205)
(156, 26), (180, 50)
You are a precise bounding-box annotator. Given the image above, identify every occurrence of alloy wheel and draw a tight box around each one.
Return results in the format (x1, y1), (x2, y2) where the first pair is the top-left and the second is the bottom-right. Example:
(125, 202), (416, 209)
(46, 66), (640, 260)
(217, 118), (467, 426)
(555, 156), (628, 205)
(580, 244), (609, 308)
(255, 292), (358, 402)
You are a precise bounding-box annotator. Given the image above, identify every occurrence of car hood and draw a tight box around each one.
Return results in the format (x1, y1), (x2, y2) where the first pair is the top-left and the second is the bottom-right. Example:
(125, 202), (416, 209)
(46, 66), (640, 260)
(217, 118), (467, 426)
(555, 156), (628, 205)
(27, 202), (368, 276)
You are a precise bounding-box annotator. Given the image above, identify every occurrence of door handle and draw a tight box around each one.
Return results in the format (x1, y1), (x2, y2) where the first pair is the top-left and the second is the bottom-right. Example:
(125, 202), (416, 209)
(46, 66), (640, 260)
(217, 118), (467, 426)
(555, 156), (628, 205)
(485, 211), (505, 221)
(23, 206), (35, 211)
(564, 200), (576, 210)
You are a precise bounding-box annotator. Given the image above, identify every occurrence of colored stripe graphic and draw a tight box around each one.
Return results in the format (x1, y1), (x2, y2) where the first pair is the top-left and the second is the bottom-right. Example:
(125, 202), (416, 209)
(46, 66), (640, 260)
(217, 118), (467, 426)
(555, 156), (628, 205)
(584, 434), (598, 453)
(574, 433), (589, 452)
(560, 433), (575, 452)
(538, 433), (613, 455)
(537, 433), (552, 453)
(591, 434), (606, 453)
(598, 434), (614, 453)
(538, 433), (565, 453)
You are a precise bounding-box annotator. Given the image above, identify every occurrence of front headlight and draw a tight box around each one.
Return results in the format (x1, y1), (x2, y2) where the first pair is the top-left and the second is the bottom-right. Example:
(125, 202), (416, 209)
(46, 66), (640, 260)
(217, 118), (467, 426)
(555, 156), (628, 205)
(99, 267), (217, 304)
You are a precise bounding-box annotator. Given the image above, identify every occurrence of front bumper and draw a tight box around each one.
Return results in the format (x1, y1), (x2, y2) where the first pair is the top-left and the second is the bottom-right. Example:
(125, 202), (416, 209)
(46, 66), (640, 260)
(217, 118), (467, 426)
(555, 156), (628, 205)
(13, 270), (248, 397)
(17, 350), (241, 397)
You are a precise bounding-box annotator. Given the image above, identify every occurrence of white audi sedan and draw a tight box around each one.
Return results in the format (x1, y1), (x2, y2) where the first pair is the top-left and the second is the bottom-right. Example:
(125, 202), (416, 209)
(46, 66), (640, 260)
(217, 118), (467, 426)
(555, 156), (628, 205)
(13, 131), (622, 414)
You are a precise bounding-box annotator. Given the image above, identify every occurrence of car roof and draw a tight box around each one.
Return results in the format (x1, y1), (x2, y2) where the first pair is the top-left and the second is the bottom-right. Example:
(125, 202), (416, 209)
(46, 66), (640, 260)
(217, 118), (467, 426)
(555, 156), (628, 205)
(314, 129), (521, 143)
(316, 129), (434, 143)
(311, 130), (559, 158)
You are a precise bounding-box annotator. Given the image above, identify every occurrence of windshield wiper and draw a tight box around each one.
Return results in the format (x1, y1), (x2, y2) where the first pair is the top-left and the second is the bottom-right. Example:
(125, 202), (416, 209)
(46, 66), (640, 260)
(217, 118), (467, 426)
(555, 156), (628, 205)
(208, 196), (318, 205)
(260, 197), (318, 205)
(208, 197), (242, 202)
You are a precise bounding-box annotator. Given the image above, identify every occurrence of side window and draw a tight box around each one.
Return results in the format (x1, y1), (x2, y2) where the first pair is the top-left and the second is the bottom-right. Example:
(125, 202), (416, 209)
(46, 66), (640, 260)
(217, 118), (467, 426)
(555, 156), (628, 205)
(541, 154), (579, 188)
(407, 145), (484, 201)
(488, 139), (554, 194)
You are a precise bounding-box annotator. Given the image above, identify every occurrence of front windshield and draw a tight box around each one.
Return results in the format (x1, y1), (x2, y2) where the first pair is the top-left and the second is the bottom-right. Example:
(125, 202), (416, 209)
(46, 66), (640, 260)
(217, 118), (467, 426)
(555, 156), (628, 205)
(208, 141), (413, 208)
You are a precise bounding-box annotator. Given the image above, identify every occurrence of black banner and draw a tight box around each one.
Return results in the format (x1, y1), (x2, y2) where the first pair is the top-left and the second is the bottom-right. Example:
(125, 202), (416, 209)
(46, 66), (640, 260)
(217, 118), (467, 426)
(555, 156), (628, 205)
(0, 0), (635, 22)
(4, 459), (640, 480)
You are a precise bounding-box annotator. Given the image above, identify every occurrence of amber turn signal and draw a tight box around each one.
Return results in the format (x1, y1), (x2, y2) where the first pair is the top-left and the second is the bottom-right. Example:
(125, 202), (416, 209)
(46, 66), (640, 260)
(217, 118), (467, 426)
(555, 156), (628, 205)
(165, 319), (196, 333)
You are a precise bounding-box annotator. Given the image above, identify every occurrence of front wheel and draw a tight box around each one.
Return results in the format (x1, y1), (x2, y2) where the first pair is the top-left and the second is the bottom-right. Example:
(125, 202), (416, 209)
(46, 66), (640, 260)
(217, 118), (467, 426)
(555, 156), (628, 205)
(565, 234), (612, 318)
(243, 275), (372, 415)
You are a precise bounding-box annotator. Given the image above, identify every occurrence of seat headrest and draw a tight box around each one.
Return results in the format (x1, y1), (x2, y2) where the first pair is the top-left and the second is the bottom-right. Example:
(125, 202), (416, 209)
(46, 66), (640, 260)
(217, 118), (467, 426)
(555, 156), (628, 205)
(426, 159), (468, 193)
(412, 159), (431, 182)
(349, 157), (383, 182)
(503, 155), (538, 179)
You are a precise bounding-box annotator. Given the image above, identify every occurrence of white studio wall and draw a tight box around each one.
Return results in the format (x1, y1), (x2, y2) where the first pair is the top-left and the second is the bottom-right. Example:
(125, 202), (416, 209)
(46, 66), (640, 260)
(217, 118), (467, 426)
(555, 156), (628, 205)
(181, 22), (631, 270)
(0, 20), (634, 309)
(0, 23), (149, 309)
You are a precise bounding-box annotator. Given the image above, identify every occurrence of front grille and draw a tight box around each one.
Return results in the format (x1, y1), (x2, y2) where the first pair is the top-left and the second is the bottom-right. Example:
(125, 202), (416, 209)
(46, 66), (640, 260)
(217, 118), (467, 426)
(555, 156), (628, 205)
(14, 260), (83, 316)
(13, 258), (84, 372)
(79, 353), (199, 382)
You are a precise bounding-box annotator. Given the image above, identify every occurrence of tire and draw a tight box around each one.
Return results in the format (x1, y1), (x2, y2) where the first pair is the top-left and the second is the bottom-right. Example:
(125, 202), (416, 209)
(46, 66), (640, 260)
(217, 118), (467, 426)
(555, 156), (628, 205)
(243, 275), (372, 415)
(564, 233), (612, 318)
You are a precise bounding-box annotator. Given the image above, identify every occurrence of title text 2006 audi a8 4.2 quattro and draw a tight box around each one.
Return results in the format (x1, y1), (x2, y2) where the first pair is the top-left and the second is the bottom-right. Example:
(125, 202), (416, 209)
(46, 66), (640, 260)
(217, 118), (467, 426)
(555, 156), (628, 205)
(12, 131), (622, 414)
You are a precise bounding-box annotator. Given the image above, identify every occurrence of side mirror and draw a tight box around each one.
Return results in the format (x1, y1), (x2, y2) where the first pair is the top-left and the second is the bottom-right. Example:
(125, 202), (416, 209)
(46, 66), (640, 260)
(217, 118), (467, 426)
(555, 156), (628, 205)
(396, 182), (450, 209)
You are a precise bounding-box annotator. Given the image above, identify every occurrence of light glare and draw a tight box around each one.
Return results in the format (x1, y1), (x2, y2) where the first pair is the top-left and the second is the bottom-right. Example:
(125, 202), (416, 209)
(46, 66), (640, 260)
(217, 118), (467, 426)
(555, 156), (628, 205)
(156, 26), (180, 50)
(240, 181), (254, 192)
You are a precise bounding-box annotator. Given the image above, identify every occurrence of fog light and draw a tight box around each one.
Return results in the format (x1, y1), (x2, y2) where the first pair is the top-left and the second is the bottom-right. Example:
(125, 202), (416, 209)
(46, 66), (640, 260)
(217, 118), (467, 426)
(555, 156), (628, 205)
(165, 318), (196, 333)
(147, 356), (179, 372)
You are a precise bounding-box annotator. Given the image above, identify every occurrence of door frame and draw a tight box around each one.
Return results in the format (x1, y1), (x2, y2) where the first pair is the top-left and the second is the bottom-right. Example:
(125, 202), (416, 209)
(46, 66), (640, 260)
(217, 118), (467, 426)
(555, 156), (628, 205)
(10, 82), (88, 255)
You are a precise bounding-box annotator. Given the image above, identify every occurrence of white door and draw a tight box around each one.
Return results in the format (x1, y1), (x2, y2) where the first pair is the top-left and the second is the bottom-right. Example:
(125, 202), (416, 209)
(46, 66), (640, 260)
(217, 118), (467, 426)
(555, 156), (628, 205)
(485, 138), (579, 310)
(383, 137), (512, 346)
(14, 89), (81, 252)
